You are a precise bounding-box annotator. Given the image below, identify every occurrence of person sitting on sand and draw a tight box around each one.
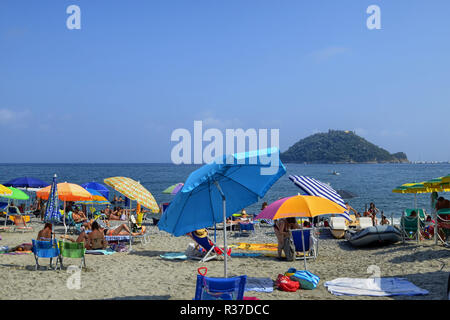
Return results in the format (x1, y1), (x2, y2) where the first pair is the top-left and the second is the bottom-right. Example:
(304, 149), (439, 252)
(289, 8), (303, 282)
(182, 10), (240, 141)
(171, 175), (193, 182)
(274, 218), (299, 260)
(37, 223), (53, 241)
(84, 221), (108, 250)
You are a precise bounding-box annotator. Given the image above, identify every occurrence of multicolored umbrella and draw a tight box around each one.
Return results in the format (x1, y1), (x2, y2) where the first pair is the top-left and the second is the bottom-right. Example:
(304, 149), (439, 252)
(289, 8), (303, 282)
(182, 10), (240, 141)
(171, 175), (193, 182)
(104, 177), (159, 212)
(76, 188), (110, 205)
(163, 183), (184, 195)
(1, 187), (29, 201)
(0, 184), (13, 196)
(255, 194), (347, 270)
(37, 182), (93, 202)
(81, 182), (110, 200)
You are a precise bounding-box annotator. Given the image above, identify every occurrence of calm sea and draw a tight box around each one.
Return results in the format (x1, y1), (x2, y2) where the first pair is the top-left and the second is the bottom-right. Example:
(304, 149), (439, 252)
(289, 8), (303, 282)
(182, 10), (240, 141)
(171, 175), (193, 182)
(1, 163), (449, 220)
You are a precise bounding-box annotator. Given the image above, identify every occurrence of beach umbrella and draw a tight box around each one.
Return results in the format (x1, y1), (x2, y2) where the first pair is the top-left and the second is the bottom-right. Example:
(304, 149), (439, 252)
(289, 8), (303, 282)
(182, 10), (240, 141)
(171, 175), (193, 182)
(162, 183), (184, 195)
(289, 175), (351, 220)
(255, 194), (347, 269)
(158, 147), (286, 277)
(103, 177), (159, 212)
(81, 182), (110, 200)
(0, 187), (29, 201)
(37, 182), (93, 202)
(0, 184), (13, 196)
(3, 177), (49, 189)
(43, 175), (61, 226)
(76, 188), (110, 205)
(441, 174), (450, 183)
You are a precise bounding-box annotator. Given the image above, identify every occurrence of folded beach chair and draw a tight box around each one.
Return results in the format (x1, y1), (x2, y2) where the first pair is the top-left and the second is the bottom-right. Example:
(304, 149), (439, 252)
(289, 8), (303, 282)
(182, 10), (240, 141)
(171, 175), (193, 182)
(400, 209), (426, 243)
(11, 215), (33, 233)
(32, 239), (60, 270)
(58, 240), (86, 269)
(189, 232), (231, 263)
(290, 229), (318, 260)
(194, 274), (247, 300)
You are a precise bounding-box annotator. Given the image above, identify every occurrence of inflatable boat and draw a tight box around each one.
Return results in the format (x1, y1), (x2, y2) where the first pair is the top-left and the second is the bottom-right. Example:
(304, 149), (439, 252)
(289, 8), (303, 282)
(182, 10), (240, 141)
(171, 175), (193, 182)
(345, 225), (402, 247)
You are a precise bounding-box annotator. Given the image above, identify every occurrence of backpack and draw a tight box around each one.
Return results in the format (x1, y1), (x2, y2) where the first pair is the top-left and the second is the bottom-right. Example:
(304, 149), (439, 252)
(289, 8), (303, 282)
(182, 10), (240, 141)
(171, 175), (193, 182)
(282, 237), (296, 261)
(276, 274), (300, 292)
(290, 270), (320, 290)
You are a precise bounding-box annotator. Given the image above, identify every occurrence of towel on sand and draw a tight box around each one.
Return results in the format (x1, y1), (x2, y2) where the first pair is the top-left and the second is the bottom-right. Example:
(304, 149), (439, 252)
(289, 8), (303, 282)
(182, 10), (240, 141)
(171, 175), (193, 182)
(85, 249), (115, 255)
(245, 277), (274, 292)
(324, 277), (429, 296)
(160, 252), (188, 260)
(235, 243), (278, 251)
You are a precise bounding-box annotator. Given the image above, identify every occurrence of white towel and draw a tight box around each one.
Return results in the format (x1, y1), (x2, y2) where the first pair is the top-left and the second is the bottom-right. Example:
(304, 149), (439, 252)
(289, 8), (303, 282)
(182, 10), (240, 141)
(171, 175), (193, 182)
(324, 277), (428, 296)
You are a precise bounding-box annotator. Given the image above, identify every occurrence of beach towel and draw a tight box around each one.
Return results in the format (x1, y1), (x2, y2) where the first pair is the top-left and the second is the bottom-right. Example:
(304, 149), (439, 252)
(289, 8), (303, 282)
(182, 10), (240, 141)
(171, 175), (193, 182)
(245, 277), (274, 293)
(324, 277), (429, 296)
(230, 252), (263, 257)
(236, 243), (278, 251)
(160, 252), (188, 260)
(85, 249), (116, 255)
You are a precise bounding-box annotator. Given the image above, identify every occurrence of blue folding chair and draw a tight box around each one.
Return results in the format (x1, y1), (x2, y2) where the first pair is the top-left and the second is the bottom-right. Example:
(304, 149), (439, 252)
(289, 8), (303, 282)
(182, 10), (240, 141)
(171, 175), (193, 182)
(32, 239), (60, 270)
(290, 229), (318, 260)
(194, 274), (247, 300)
(237, 222), (255, 237)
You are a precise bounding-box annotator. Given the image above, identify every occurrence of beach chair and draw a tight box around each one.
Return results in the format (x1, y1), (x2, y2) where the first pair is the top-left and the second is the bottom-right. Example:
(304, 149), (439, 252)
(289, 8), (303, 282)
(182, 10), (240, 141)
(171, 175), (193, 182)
(32, 239), (60, 270)
(236, 222), (255, 237)
(58, 240), (86, 269)
(290, 229), (318, 260)
(65, 211), (84, 234)
(11, 215), (33, 233)
(189, 232), (231, 263)
(436, 209), (450, 246)
(400, 209), (425, 243)
(194, 274), (247, 300)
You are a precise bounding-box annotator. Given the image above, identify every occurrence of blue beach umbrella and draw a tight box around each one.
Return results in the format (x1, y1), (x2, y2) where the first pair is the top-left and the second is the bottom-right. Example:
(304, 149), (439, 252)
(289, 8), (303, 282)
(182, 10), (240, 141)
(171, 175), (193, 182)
(158, 148), (286, 277)
(44, 174), (61, 226)
(4, 177), (49, 189)
(81, 182), (110, 200)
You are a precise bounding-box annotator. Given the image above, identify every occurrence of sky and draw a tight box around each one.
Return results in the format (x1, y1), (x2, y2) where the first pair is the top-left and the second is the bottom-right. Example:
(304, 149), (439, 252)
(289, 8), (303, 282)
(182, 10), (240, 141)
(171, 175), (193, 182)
(1, 0), (450, 163)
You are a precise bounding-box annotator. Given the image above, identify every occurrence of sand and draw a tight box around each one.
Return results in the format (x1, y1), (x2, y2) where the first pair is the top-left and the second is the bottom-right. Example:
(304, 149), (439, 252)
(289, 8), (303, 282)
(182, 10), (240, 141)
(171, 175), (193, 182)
(0, 218), (449, 300)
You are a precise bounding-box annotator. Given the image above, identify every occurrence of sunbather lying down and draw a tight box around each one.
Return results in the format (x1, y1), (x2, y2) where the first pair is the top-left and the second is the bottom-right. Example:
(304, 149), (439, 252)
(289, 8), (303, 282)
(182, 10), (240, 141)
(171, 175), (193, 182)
(7, 243), (33, 253)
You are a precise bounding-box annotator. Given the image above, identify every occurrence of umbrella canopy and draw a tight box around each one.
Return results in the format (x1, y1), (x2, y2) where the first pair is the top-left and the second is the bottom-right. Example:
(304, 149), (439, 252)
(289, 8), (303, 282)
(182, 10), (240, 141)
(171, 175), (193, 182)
(37, 182), (93, 202)
(0, 187), (29, 201)
(289, 175), (350, 220)
(163, 183), (184, 195)
(76, 188), (110, 205)
(158, 148), (286, 277)
(441, 174), (450, 183)
(81, 182), (110, 200)
(3, 177), (49, 189)
(255, 195), (347, 220)
(103, 177), (159, 212)
(0, 184), (13, 196)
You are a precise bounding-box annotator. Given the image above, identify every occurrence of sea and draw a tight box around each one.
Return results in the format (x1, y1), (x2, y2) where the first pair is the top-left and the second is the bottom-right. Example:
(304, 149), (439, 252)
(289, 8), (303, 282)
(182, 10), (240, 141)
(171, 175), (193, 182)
(1, 163), (449, 222)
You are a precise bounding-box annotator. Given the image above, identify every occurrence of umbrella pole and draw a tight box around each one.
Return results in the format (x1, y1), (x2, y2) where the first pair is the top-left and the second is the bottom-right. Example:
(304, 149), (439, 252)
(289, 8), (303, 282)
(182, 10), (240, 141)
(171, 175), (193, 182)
(301, 224), (307, 270)
(63, 201), (67, 239)
(214, 181), (228, 278)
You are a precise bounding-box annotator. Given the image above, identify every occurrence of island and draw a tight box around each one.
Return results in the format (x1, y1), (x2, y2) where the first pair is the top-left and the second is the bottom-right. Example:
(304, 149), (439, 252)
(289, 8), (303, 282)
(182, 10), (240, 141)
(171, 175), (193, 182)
(280, 130), (409, 164)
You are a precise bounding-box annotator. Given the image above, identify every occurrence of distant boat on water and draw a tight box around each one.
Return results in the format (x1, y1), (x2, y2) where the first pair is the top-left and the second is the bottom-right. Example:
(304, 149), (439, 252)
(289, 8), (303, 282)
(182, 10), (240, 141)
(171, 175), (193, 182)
(332, 170), (340, 176)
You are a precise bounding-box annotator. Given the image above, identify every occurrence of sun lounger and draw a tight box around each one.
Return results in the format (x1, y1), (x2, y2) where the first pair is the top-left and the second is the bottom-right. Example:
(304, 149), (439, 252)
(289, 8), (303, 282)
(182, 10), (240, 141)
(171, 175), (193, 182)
(436, 209), (450, 245)
(32, 239), (60, 270)
(329, 217), (348, 239)
(194, 274), (247, 300)
(400, 208), (426, 243)
(290, 228), (318, 260)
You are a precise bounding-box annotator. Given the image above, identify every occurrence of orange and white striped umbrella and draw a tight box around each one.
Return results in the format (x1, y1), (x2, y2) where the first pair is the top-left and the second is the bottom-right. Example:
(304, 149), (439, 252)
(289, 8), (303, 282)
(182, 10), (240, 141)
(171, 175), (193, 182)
(104, 176), (159, 212)
(36, 182), (93, 202)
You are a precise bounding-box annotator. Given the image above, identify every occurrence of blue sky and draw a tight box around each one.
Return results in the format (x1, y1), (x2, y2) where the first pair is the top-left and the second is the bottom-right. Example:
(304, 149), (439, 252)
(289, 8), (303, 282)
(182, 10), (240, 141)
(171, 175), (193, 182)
(1, 1), (449, 163)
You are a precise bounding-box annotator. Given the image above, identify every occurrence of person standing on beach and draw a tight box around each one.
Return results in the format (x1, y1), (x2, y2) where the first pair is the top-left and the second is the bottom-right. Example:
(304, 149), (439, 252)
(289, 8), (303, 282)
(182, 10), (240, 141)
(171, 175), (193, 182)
(274, 218), (299, 260)
(367, 202), (379, 225)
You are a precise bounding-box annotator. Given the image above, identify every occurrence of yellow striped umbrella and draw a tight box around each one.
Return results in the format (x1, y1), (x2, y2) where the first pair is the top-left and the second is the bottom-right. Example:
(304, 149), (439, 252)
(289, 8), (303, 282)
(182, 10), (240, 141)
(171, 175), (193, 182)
(0, 184), (13, 196)
(104, 177), (159, 212)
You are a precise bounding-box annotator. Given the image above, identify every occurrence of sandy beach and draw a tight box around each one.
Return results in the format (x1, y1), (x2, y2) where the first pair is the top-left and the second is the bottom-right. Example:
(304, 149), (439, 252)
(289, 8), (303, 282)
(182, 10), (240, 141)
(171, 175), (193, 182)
(0, 218), (448, 300)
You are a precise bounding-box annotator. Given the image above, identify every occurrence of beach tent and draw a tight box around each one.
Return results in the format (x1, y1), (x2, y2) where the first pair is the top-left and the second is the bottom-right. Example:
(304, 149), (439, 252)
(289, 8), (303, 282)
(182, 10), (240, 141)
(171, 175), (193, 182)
(158, 147), (286, 277)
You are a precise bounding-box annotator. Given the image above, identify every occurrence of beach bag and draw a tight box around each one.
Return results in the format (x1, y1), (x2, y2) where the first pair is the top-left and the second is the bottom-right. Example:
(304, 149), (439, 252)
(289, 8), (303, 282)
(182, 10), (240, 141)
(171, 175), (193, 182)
(290, 270), (320, 290)
(276, 274), (299, 292)
(282, 237), (295, 261)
